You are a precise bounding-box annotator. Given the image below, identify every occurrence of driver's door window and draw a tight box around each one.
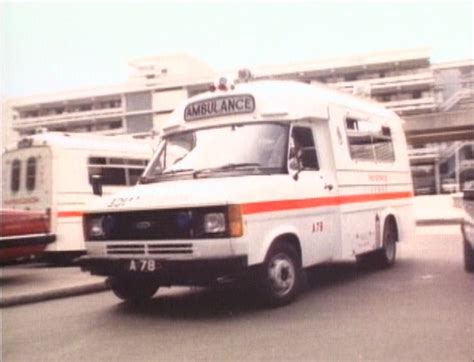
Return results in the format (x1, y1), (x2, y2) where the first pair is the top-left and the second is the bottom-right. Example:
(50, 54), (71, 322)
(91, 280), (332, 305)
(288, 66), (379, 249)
(289, 127), (319, 170)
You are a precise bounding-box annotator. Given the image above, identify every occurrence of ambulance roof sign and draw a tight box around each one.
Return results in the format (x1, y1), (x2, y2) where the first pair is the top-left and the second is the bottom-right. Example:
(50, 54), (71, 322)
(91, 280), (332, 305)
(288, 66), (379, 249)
(184, 94), (255, 122)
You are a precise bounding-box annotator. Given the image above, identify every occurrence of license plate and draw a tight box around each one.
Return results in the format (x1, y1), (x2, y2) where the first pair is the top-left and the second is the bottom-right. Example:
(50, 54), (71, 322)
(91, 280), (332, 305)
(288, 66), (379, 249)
(128, 259), (161, 272)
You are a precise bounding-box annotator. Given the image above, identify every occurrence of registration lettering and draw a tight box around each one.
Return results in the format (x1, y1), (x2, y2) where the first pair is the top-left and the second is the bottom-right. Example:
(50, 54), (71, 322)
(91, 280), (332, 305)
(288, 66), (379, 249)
(129, 259), (157, 272)
(184, 95), (255, 121)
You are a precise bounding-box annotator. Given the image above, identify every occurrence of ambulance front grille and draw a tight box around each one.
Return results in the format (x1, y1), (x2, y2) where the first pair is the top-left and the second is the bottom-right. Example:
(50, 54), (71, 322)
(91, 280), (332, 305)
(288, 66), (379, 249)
(106, 243), (193, 255)
(148, 243), (193, 254)
(107, 244), (145, 255)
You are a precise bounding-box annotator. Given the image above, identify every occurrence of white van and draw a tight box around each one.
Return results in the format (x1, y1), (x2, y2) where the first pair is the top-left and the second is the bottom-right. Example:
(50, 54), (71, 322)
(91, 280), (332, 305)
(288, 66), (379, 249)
(1, 132), (153, 263)
(80, 79), (415, 306)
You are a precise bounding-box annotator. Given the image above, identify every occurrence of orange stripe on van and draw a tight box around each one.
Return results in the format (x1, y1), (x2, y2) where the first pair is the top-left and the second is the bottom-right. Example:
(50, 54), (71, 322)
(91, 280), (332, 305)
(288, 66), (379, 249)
(242, 191), (413, 215)
(54, 191), (412, 217)
(57, 211), (84, 218)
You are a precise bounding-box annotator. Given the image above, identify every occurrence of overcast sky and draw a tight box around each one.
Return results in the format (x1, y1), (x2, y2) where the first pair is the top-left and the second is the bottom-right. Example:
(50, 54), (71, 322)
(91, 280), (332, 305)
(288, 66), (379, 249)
(1, 1), (473, 98)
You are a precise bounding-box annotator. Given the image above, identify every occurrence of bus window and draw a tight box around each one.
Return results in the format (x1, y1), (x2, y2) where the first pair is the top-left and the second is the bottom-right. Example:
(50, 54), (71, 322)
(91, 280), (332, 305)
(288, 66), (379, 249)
(26, 157), (37, 191)
(129, 168), (144, 185)
(88, 157), (148, 186)
(11, 159), (21, 192)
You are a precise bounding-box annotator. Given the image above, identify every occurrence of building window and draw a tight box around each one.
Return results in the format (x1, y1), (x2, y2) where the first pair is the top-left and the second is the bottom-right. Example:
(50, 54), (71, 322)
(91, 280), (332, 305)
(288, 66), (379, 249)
(344, 73), (358, 82)
(345, 118), (395, 162)
(125, 92), (152, 112)
(79, 104), (92, 111)
(11, 159), (21, 192)
(88, 157), (148, 186)
(126, 114), (153, 133)
(26, 157), (37, 191)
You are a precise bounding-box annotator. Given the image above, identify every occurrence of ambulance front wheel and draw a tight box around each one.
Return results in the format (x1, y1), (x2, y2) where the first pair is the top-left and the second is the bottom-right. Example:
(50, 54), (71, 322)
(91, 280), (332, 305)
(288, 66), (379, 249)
(108, 276), (160, 303)
(259, 241), (302, 307)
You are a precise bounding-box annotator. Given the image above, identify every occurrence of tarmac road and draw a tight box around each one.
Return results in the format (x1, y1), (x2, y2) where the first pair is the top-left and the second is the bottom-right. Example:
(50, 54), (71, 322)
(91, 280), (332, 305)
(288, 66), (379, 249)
(2, 229), (473, 362)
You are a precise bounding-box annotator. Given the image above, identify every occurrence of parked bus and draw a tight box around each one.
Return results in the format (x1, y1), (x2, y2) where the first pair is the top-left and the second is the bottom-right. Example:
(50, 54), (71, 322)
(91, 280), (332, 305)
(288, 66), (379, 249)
(1, 132), (153, 263)
(80, 78), (415, 306)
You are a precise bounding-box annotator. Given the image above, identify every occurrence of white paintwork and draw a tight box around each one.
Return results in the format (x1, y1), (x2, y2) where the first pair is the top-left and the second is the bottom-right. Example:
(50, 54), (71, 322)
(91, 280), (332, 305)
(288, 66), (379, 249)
(84, 80), (415, 270)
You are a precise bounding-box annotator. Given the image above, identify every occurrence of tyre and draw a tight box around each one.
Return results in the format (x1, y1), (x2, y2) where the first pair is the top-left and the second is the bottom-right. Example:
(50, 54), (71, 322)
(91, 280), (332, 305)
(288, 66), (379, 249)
(109, 276), (159, 303)
(258, 242), (302, 307)
(463, 237), (474, 272)
(356, 219), (397, 269)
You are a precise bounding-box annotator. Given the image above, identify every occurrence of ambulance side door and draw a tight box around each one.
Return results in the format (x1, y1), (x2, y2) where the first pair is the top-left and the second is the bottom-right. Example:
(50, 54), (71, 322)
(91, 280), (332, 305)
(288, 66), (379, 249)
(289, 120), (340, 265)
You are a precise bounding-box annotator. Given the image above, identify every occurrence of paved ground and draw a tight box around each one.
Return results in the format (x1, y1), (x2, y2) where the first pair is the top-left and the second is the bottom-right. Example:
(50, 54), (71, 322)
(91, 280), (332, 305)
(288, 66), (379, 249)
(2, 228), (472, 362)
(0, 263), (107, 307)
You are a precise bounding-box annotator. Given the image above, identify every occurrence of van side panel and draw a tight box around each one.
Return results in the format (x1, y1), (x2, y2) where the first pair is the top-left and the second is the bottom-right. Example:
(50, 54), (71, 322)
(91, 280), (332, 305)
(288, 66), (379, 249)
(328, 104), (414, 258)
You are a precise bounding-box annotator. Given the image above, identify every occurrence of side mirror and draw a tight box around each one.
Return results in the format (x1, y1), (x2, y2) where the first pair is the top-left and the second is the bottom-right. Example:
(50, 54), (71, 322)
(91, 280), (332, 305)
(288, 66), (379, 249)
(91, 175), (103, 196)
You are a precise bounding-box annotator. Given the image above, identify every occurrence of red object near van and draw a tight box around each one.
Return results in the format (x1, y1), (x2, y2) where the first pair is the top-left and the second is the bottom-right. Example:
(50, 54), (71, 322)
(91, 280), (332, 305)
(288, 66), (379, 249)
(0, 209), (55, 263)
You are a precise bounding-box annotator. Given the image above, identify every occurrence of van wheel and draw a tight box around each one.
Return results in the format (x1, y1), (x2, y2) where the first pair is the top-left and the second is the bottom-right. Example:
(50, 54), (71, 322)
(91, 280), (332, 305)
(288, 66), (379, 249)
(463, 237), (474, 272)
(357, 220), (397, 269)
(109, 276), (159, 303)
(259, 242), (302, 307)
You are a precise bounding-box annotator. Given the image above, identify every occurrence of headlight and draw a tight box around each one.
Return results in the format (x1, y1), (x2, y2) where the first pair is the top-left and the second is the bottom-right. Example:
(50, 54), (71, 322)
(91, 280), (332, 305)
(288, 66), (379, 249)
(204, 213), (226, 233)
(89, 217), (105, 239)
(85, 215), (116, 240)
(202, 205), (243, 237)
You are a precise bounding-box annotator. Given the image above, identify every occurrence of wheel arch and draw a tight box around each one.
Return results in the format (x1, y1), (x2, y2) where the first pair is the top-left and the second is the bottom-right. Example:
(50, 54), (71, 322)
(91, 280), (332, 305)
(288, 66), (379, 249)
(268, 233), (302, 264)
(253, 225), (302, 266)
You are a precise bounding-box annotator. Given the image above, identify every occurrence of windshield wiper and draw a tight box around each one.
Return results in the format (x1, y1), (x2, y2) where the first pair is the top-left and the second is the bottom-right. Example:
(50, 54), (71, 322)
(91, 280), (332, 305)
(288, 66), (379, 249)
(193, 163), (262, 178)
(139, 168), (195, 184)
(162, 168), (195, 175)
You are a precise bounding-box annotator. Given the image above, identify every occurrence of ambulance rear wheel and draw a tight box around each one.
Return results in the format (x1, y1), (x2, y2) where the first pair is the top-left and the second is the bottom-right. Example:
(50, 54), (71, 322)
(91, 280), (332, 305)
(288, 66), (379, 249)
(109, 276), (159, 303)
(375, 220), (397, 268)
(259, 242), (302, 307)
(357, 220), (397, 269)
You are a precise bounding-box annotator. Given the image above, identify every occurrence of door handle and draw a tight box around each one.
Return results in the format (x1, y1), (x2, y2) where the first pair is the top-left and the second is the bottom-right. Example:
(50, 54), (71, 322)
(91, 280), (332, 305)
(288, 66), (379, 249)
(324, 184), (334, 191)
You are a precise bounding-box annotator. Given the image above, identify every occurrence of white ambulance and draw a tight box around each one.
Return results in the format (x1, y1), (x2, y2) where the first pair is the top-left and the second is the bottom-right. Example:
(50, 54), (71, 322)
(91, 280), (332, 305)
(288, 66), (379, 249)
(80, 78), (415, 306)
(1, 132), (153, 263)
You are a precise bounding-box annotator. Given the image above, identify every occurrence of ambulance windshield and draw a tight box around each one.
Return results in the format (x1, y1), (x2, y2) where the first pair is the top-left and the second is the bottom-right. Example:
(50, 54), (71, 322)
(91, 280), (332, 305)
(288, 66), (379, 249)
(142, 123), (289, 182)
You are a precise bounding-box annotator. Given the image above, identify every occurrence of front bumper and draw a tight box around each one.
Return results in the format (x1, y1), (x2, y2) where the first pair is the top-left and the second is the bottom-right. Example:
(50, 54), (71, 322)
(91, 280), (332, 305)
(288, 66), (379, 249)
(78, 255), (248, 286)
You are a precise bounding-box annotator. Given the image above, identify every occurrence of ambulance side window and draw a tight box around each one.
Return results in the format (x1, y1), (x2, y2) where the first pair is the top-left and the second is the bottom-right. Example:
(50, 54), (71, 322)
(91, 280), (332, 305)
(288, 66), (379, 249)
(345, 118), (395, 162)
(11, 159), (21, 192)
(291, 127), (319, 170)
(26, 157), (36, 191)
